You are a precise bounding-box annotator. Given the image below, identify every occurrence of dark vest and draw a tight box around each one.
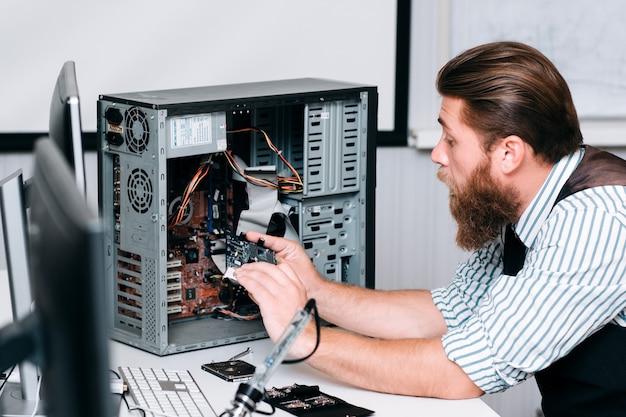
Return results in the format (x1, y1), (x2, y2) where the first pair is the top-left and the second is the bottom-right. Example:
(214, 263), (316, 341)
(503, 146), (626, 417)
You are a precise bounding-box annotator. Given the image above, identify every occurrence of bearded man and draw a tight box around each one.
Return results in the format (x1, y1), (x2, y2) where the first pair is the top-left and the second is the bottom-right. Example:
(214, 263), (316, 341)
(233, 42), (626, 417)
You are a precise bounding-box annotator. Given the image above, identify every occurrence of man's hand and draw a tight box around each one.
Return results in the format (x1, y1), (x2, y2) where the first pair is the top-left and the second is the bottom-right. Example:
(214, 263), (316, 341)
(243, 231), (325, 296)
(233, 253), (311, 355)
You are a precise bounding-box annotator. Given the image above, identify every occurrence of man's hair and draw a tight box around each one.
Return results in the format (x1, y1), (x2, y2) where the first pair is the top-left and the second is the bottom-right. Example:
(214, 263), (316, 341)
(437, 41), (583, 163)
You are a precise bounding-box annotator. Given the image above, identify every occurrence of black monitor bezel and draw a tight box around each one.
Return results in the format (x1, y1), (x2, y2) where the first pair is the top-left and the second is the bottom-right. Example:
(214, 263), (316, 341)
(49, 60), (87, 195)
(26, 137), (111, 417)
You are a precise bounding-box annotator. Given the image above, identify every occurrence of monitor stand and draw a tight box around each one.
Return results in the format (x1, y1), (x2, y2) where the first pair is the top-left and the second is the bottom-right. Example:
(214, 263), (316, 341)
(0, 380), (45, 417)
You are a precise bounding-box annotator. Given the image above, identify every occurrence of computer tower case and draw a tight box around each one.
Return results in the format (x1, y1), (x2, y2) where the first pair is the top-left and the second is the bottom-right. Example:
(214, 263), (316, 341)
(98, 78), (376, 355)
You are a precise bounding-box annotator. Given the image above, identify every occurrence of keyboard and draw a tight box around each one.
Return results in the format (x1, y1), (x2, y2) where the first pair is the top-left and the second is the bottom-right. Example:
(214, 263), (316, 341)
(119, 366), (216, 417)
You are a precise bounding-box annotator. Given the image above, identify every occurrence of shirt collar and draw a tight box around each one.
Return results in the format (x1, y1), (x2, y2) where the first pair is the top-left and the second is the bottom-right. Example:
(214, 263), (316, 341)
(513, 147), (585, 248)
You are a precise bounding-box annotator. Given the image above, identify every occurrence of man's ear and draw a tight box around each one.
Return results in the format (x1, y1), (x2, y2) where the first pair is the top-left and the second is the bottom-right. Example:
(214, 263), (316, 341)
(495, 135), (526, 175)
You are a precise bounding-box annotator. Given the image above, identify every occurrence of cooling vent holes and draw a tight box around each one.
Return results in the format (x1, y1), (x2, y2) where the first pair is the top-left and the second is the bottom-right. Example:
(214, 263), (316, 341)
(125, 107), (150, 153)
(127, 168), (154, 214)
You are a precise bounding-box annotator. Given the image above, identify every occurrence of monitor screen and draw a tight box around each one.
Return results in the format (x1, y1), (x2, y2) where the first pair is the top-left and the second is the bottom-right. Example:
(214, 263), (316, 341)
(26, 137), (112, 417)
(49, 61), (87, 196)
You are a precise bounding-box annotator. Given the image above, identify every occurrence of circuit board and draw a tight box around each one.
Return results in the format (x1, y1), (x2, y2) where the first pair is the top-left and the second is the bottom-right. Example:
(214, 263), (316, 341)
(226, 230), (276, 268)
(163, 155), (275, 322)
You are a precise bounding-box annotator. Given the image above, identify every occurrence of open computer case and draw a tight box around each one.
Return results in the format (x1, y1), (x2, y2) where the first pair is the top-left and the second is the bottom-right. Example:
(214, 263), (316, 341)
(98, 78), (377, 355)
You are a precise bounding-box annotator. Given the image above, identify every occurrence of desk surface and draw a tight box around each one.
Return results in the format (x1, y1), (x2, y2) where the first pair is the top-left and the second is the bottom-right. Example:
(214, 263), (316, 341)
(1, 270), (500, 417)
(111, 339), (499, 417)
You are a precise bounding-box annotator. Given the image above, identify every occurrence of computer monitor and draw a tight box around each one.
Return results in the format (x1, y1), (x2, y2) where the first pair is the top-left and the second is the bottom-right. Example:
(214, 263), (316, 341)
(0, 138), (112, 417)
(49, 60), (87, 196)
(0, 170), (40, 415)
(1, 61), (93, 416)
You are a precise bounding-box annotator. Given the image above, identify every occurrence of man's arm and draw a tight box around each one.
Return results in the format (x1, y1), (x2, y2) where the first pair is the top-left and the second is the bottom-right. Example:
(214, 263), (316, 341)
(300, 325), (484, 399)
(306, 279), (449, 340)
(242, 231), (448, 339)
(235, 259), (481, 399)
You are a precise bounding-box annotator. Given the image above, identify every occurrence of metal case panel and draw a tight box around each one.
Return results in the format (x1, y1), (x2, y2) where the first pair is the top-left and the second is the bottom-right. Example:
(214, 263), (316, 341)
(98, 79), (375, 355)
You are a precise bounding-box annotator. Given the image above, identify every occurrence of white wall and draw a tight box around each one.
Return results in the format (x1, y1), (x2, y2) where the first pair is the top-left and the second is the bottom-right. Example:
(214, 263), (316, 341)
(409, 0), (626, 149)
(0, 0), (398, 134)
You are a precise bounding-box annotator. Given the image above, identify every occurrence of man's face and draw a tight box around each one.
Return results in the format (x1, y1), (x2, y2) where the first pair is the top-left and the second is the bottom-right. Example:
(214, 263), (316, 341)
(432, 97), (486, 191)
(432, 97), (520, 251)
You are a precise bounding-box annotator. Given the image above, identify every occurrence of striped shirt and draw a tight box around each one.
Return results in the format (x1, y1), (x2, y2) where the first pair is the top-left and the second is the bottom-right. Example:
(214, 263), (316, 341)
(431, 147), (626, 393)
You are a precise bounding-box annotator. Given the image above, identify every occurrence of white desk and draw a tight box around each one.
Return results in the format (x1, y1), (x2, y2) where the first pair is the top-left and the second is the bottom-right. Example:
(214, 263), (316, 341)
(1, 270), (500, 417)
(111, 339), (499, 417)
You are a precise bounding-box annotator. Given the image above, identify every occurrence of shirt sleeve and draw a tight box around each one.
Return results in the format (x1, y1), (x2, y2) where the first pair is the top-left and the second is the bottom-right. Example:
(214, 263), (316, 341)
(432, 188), (626, 394)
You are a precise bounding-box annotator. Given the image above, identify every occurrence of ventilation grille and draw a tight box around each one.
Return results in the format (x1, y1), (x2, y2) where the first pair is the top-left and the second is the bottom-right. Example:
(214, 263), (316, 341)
(115, 249), (143, 332)
(127, 168), (153, 214)
(114, 249), (158, 344)
(142, 257), (157, 344)
(125, 107), (150, 153)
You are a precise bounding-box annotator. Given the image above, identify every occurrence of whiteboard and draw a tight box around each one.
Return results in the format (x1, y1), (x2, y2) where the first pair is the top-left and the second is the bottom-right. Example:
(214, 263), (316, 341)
(0, 0), (397, 133)
(450, 0), (626, 119)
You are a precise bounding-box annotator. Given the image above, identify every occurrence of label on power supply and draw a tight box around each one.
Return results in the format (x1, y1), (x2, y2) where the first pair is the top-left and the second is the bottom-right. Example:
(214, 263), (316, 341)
(171, 115), (215, 147)
(167, 112), (227, 157)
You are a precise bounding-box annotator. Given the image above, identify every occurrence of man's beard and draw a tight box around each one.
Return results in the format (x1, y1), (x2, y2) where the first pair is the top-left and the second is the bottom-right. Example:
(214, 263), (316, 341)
(437, 159), (521, 251)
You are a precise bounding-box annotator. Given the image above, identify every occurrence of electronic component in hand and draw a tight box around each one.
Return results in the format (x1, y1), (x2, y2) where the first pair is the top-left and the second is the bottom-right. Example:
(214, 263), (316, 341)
(226, 231), (276, 269)
(221, 232), (276, 312)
